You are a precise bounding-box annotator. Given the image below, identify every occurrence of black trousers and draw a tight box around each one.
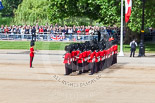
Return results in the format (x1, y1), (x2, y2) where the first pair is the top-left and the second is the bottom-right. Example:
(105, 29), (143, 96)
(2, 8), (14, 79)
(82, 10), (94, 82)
(65, 64), (72, 75)
(101, 60), (106, 70)
(109, 55), (113, 66)
(106, 57), (110, 68)
(83, 61), (89, 72)
(72, 61), (77, 72)
(78, 63), (83, 73)
(89, 62), (95, 74)
(130, 48), (135, 57)
(95, 62), (100, 73)
(30, 56), (34, 67)
(99, 61), (103, 71)
(32, 35), (36, 41)
(113, 54), (117, 64)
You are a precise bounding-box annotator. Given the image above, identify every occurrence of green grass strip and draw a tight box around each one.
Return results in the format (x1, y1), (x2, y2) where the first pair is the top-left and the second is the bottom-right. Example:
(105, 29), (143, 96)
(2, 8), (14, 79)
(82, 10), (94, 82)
(0, 41), (155, 53)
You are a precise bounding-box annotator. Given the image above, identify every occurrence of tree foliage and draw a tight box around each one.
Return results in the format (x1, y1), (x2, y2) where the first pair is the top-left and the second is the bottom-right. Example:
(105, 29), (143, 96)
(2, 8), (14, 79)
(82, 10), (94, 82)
(128, 0), (155, 32)
(47, 0), (102, 24)
(1, 0), (22, 16)
(14, 0), (50, 25)
(12, 0), (155, 32)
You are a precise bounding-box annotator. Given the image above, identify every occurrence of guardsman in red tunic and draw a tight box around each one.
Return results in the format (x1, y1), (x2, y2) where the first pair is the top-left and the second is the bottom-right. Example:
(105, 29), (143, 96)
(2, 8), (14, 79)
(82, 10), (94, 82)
(72, 49), (78, 72)
(113, 45), (118, 64)
(111, 45), (115, 65)
(88, 46), (96, 75)
(104, 49), (108, 69)
(82, 49), (88, 73)
(76, 49), (80, 70)
(99, 49), (103, 71)
(63, 46), (71, 75)
(107, 48), (111, 68)
(109, 46), (113, 66)
(30, 41), (35, 68)
(95, 50), (100, 73)
(71, 49), (76, 72)
(77, 50), (83, 75)
(102, 49), (106, 70)
(86, 49), (91, 72)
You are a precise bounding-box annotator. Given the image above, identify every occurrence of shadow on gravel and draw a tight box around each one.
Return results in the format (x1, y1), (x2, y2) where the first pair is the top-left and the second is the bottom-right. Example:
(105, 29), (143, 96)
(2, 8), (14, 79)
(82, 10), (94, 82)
(145, 55), (155, 57)
(4, 51), (64, 55)
(102, 63), (129, 74)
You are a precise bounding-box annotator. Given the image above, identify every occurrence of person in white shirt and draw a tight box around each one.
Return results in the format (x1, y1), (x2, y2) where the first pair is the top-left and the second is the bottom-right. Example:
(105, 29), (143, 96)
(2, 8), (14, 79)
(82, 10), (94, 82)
(130, 39), (137, 57)
(68, 27), (73, 40)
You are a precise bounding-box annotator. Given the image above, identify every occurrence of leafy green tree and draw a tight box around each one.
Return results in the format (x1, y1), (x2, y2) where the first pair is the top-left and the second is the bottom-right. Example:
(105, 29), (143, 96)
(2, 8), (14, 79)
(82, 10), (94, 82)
(1, 0), (23, 16)
(128, 0), (155, 32)
(14, 0), (50, 25)
(47, 0), (102, 25)
(14, 0), (154, 32)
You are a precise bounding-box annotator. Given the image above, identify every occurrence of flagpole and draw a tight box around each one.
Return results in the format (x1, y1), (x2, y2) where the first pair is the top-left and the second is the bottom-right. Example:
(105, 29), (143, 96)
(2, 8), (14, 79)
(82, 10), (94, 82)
(119, 0), (124, 56)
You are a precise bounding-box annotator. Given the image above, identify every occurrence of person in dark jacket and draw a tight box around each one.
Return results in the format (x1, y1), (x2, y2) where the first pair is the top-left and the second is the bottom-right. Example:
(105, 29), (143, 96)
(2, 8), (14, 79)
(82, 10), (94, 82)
(130, 39), (137, 57)
(31, 26), (36, 41)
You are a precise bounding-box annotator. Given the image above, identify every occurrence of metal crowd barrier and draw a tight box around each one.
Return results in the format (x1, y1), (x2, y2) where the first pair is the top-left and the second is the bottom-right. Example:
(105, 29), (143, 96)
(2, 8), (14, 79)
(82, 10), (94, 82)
(0, 33), (99, 41)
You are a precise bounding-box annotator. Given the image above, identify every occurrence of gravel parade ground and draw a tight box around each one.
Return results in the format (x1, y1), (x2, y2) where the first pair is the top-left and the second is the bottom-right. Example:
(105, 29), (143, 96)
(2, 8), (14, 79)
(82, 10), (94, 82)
(0, 50), (155, 103)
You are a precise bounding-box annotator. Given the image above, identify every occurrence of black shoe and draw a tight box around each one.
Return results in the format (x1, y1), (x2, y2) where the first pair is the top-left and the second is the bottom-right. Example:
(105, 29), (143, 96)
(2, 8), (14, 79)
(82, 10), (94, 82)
(78, 71), (82, 75)
(72, 70), (76, 72)
(83, 70), (87, 73)
(85, 70), (89, 73)
(89, 73), (93, 75)
(64, 74), (70, 76)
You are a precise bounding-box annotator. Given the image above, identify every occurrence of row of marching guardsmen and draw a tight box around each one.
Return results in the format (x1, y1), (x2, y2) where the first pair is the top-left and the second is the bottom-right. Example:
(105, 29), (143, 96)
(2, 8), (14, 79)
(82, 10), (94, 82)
(63, 39), (118, 75)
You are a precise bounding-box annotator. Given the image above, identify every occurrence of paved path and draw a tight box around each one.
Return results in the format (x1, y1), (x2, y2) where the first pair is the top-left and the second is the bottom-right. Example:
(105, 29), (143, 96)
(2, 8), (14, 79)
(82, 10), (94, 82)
(0, 50), (155, 103)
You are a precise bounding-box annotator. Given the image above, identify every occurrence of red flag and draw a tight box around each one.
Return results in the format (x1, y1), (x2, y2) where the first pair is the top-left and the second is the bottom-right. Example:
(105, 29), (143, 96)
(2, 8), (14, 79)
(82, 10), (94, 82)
(125, 0), (132, 23)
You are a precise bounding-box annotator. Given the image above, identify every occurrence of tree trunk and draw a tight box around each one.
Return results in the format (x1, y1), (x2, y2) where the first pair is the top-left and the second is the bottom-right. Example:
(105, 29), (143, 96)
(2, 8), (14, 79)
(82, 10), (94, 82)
(124, 25), (139, 44)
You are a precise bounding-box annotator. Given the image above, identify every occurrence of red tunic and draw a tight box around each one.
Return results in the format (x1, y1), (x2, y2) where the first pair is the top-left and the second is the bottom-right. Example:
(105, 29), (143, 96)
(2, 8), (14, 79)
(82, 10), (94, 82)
(110, 47), (112, 56)
(114, 45), (118, 54)
(73, 50), (79, 62)
(77, 53), (83, 63)
(86, 50), (91, 62)
(107, 49), (110, 58)
(86, 50), (91, 57)
(95, 51), (100, 62)
(71, 51), (75, 61)
(116, 45), (118, 53)
(111, 46), (114, 55)
(82, 51), (87, 62)
(73, 50), (77, 61)
(63, 53), (71, 64)
(76, 50), (80, 56)
(30, 47), (34, 57)
(102, 50), (106, 60)
(104, 50), (108, 59)
(99, 51), (103, 61)
(88, 51), (95, 63)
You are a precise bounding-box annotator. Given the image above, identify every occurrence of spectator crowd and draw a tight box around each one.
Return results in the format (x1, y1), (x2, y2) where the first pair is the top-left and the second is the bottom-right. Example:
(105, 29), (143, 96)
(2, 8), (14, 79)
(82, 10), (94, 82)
(0, 24), (123, 41)
(0, 24), (120, 36)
